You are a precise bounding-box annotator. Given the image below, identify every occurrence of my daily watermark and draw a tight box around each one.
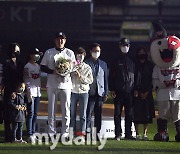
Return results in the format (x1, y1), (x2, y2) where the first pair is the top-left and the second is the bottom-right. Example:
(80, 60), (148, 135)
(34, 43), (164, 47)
(33, 127), (107, 150)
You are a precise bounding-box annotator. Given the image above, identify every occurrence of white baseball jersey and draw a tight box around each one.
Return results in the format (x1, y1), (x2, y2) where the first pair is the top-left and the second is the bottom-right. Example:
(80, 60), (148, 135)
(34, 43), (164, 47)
(24, 62), (41, 97)
(153, 65), (180, 101)
(40, 47), (76, 89)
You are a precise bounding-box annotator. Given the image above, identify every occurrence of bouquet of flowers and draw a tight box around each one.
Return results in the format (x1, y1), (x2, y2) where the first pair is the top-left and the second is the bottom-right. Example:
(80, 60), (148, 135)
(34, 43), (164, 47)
(54, 53), (71, 76)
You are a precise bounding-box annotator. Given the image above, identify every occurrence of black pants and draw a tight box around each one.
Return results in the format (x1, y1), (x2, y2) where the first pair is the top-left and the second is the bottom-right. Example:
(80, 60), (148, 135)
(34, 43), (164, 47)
(3, 91), (13, 142)
(86, 95), (103, 133)
(0, 100), (3, 124)
(114, 91), (133, 137)
(3, 104), (12, 142)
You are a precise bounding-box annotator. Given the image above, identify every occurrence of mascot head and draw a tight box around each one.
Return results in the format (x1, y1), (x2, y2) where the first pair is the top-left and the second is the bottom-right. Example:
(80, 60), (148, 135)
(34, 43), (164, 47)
(150, 23), (180, 68)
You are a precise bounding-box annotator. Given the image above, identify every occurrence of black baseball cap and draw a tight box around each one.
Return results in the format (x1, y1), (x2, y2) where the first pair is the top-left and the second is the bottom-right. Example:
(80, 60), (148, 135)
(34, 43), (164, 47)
(119, 38), (130, 46)
(55, 32), (66, 38)
(29, 48), (43, 56)
(152, 22), (167, 37)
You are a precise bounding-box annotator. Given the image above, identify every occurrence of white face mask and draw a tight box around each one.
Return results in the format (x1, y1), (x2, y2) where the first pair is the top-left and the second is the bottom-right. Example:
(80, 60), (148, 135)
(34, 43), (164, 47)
(91, 52), (100, 59)
(121, 46), (130, 53)
(76, 54), (85, 63)
(17, 87), (25, 94)
(33, 54), (40, 62)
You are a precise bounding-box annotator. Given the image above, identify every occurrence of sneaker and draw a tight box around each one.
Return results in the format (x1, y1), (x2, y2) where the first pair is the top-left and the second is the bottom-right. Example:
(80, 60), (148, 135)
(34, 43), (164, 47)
(75, 131), (86, 137)
(114, 135), (121, 141)
(19, 139), (27, 144)
(125, 135), (136, 140)
(62, 132), (69, 138)
(28, 135), (36, 144)
(75, 136), (86, 142)
(142, 134), (149, 141)
(136, 135), (141, 140)
(12, 138), (20, 143)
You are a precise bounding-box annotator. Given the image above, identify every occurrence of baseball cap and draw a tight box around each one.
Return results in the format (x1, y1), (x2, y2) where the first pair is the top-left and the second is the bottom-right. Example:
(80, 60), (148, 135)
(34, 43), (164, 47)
(119, 38), (130, 46)
(55, 32), (66, 38)
(29, 48), (43, 56)
(152, 22), (167, 37)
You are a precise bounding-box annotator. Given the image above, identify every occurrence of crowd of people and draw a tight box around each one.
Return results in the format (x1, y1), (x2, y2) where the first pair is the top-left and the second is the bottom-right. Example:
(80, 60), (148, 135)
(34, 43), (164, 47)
(0, 30), (168, 144)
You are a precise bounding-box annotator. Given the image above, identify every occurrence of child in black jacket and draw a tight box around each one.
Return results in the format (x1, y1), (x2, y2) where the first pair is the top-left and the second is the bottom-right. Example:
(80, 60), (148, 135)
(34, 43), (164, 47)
(9, 82), (27, 143)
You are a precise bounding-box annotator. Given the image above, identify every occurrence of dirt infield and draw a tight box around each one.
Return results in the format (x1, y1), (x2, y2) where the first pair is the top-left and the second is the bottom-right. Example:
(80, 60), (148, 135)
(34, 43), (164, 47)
(38, 101), (158, 117)
(38, 101), (114, 117)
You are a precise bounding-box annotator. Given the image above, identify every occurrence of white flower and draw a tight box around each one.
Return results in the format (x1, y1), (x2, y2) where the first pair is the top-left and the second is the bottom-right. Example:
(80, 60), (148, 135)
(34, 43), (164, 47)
(54, 53), (71, 76)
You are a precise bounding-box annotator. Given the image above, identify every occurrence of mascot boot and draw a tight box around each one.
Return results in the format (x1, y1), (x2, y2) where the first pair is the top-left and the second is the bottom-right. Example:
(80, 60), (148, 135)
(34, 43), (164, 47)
(175, 120), (180, 142)
(154, 119), (169, 142)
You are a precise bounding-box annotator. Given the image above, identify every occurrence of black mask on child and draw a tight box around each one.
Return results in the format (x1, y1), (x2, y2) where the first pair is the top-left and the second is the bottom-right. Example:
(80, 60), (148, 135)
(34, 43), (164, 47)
(138, 54), (147, 61)
(11, 51), (20, 58)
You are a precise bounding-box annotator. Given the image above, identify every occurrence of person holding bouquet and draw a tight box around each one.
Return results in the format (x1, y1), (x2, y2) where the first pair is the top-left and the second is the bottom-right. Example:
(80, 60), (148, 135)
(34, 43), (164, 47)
(70, 47), (93, 139)
(41, 32), (76, 138)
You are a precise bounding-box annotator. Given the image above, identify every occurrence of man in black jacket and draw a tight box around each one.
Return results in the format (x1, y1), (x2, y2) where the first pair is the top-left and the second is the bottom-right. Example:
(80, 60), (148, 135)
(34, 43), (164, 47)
(109, 38), (135, 141)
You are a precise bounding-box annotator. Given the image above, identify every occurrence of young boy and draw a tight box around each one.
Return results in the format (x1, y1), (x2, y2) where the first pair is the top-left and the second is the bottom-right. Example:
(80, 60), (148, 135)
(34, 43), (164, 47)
(9, 82), (27, 143)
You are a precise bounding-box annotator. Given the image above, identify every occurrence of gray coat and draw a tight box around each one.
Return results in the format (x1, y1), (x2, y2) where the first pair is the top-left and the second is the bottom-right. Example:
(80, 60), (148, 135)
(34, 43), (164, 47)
(9, 93), (27, 122)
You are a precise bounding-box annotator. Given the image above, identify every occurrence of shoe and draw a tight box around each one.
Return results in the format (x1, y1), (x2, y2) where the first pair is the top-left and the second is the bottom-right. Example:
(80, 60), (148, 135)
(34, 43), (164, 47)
(12, 138), (20, 143)
(5, 138), (13, 143)
(142, 134), (149, 141)
(125, 135), (136, 140)
(17, 138), (27, 144)
(20, 139), (27, 144)
(28, 135), (36, 144)
(114, 135), (121, 141)
(62, 133), (69, 138)
(75, 131), (86, 137)
(74, 136), (86, 142)
(136, 135), (141, 140)
(86, 128), (91, 133)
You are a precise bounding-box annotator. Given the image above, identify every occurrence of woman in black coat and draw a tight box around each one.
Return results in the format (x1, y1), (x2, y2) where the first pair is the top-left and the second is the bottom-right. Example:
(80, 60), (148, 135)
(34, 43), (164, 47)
(1, 43), (24, 142)
(133, 47), (155, 140)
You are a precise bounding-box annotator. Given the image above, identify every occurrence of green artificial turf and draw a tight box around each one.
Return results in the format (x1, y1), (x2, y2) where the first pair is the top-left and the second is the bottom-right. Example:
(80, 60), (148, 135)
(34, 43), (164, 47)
(0, 120), (179, 154)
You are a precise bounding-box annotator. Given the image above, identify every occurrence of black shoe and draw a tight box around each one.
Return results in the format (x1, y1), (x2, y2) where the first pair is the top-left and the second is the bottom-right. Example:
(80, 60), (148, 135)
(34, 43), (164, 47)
(125, 135), (136, 140)
(114, 135), (121, 141)
(4, 137), (13, 143)
(154, 132), (169, 142)
(175, 133), (180, 142)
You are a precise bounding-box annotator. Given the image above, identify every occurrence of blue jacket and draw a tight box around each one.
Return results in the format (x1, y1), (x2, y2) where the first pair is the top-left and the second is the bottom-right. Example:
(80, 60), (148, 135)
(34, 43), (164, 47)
(85, 58), (108, 97)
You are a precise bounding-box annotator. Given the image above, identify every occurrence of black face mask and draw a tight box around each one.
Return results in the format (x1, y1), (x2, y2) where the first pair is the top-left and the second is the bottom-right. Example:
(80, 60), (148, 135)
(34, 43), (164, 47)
(55, 47), (65, 52)
(137, 54), (147, 61)
(11, 51), (20, 58)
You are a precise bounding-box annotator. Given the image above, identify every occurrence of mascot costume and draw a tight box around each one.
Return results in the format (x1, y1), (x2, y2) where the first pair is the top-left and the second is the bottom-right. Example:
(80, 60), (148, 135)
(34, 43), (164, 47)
(150, 23), (180, 142)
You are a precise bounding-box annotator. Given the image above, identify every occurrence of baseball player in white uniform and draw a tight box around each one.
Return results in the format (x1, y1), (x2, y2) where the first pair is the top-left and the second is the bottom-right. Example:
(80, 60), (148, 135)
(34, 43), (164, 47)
(41, 32), (76, 138)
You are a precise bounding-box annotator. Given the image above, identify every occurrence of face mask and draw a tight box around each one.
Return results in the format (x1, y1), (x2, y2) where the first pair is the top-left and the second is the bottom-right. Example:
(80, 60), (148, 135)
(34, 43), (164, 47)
(91, 52), (100, 59)
(12, 51), (20, 58)
(138, 54), (147, 61)
(33, 54), (40, 62)
(76, 54), (85, 63)
(17, 87), (25, 94)
(121, 46), (129, 53)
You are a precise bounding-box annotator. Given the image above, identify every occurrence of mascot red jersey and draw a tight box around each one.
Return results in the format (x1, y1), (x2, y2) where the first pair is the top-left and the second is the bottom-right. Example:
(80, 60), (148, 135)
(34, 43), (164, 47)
(150, 23), (180, 142)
